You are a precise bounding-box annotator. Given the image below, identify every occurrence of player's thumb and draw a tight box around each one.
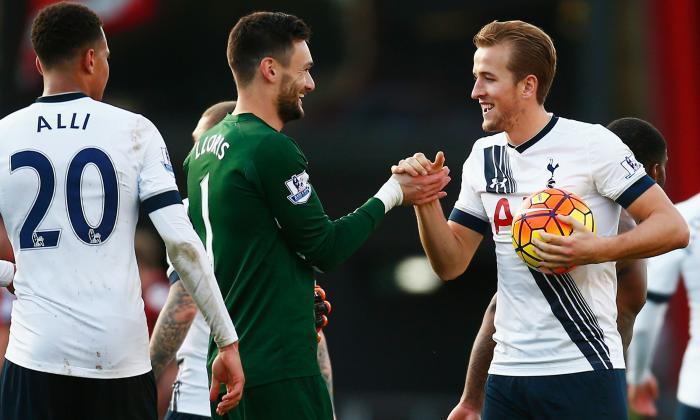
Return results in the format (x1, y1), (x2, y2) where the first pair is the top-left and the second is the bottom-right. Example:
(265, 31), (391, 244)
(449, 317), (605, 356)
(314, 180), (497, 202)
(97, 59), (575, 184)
(432, 151), (445, 170)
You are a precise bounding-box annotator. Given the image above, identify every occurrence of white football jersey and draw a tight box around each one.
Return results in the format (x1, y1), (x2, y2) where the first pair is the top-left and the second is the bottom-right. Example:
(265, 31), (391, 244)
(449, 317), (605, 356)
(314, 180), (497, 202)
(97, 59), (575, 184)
(451, 116), (652, 376)
(0, 92), (182, 379)
(630, 193), (700, 406)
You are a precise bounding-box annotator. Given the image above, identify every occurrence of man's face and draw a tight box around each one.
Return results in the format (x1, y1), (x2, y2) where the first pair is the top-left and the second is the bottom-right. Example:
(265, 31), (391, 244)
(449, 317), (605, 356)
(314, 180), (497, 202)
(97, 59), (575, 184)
(89, 28), (110, 101)
(276, 40), (315, 123)
(471, 43), (522, 133)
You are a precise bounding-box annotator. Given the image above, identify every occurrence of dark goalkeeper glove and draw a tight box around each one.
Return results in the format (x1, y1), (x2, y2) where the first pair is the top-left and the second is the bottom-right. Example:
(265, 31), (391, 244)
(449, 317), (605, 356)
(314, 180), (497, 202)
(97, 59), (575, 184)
(314, 284), (332, 342)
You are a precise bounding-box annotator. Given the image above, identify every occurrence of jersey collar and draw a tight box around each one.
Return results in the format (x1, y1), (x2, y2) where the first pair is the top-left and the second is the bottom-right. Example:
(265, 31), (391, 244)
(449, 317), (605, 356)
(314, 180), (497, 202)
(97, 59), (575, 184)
(36, 92), (88, 103)
(507, 115), (559, 153)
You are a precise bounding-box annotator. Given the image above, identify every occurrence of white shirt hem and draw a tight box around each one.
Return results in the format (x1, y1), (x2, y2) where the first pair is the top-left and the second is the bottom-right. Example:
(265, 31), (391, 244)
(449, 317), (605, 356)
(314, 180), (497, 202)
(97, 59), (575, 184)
(5, 352), (151, 379)
(489, 360), (625, 377)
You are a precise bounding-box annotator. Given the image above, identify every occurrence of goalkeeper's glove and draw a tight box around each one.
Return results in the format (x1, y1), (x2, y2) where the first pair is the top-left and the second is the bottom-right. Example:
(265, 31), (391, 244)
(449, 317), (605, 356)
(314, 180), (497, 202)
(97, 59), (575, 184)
(314, 284), (332, 342)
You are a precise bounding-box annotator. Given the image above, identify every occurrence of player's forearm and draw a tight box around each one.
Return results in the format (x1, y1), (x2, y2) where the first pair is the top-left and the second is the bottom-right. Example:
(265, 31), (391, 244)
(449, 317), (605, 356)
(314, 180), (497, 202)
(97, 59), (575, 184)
(460, 295), (497, 409)
(415, 201), (473, 280)
(603, 193), (688, 262)
(149, 281), (197, 378)
(617, 309), (636, 355)
(317, 331), (335, 411)
(150, 205), (238, 347)
(616, 259), (647, 354)
(296, 198), (386, 272)
(168, 240), (237, 347)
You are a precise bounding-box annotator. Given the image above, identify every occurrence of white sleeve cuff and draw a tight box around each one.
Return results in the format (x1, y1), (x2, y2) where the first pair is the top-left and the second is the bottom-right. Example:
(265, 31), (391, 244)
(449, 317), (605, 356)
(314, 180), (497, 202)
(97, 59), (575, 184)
(374, 176), (403, 213)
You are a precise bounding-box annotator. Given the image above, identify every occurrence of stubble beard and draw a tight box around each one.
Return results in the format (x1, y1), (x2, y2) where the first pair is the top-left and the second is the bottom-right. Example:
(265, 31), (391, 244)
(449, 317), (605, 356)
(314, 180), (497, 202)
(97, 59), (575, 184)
(482, 103), (519, 133)
(277, 75), (304, 123)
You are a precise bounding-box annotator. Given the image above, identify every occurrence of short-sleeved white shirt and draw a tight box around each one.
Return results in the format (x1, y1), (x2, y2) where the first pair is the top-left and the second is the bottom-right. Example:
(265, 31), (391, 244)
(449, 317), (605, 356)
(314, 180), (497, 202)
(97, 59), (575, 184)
(0, 92), (182, 378)
(450, 116), (653, 376)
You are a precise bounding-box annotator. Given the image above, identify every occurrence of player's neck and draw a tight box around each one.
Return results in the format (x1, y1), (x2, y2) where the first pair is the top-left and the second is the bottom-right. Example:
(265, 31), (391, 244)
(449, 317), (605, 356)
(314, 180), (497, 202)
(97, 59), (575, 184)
(505, 107), (551, 147)
(41, 73), (90, 99)
(233, 91), (284, 132)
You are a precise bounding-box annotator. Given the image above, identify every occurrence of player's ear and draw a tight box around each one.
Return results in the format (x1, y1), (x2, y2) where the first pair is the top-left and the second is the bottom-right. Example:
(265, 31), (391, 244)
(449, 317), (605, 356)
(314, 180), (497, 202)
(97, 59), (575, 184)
(259, 57), (277, 83)
(650, 163), (660, 183)
(521, 74), (538, 100)
(82, 48), (96, 75)
(35, 57), (45, 76)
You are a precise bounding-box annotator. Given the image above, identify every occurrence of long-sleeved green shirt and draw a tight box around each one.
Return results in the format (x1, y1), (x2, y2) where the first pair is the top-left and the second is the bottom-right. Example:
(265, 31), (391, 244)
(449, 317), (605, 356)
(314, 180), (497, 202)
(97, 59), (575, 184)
(184, 113), (385, 387)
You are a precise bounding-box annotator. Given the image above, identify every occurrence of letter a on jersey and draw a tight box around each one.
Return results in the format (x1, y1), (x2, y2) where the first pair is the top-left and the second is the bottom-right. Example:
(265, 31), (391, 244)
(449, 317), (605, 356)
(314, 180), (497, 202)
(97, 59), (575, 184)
(285, 171), (312, 204)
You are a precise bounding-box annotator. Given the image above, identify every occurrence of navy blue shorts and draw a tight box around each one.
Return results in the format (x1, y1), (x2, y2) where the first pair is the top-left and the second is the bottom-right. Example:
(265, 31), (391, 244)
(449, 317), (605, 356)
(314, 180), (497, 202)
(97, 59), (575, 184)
(0, 359), (156, 420)
(483, 369), (627, 420)
(165, 410), (211, 420)
(677, 401), (700, 420)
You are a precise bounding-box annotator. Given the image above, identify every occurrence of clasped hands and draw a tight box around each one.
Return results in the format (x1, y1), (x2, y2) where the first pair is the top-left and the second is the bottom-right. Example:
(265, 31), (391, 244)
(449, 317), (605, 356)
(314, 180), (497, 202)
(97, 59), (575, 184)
(391, 151), (450, 205)
(392, 151), (604, 268)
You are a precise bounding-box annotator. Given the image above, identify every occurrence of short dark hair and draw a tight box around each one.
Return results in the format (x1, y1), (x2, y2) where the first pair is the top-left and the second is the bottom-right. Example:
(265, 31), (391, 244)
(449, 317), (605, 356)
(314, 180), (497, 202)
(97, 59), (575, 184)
(31, 2), (103, 69)
(607, 118), (667, 170)
(227, 12), (311, 86)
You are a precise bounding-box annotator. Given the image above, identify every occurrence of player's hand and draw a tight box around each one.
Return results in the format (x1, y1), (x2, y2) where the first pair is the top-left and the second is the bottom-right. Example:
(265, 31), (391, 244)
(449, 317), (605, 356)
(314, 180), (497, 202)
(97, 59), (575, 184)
(210, 342), (245, 415)
(394, 167), (451, 206)
(532, 214), (602, 268)
(314, 284), (332, 342)
(628, 374), (659, 417)
(391, 151), (445, 176)
(446, 400), (482, 420)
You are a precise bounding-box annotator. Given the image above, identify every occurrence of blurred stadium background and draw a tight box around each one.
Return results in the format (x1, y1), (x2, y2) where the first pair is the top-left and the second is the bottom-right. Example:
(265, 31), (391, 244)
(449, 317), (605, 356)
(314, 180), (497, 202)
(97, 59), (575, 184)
(1, 0), (699, 419)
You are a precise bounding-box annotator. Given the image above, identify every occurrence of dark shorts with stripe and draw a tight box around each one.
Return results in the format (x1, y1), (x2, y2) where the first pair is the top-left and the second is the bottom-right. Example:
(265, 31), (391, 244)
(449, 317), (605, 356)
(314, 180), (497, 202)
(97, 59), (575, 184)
(483, 369), (627, 420)
(0, 359), (156, 420)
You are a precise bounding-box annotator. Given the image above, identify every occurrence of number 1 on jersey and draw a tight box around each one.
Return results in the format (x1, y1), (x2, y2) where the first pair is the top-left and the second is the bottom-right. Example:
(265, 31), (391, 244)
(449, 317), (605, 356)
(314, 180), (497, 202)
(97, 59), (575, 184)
(199, 174), (214, 264)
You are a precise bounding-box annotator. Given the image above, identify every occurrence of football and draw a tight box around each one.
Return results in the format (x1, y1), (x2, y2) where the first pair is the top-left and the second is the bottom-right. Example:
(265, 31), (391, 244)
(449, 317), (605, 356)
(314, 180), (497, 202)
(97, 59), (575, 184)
(511, 188), (595, 274)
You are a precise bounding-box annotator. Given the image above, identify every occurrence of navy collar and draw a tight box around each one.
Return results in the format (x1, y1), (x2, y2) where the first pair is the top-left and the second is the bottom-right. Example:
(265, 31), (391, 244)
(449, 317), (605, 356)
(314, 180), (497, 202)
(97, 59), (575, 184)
(36, 92), (88, 103)
(508, 116), (559, 153)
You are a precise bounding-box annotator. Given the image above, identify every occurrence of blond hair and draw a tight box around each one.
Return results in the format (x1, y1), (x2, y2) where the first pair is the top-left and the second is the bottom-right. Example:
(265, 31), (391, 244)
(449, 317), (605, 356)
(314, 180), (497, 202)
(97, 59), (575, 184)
(474, 20), (556, 104)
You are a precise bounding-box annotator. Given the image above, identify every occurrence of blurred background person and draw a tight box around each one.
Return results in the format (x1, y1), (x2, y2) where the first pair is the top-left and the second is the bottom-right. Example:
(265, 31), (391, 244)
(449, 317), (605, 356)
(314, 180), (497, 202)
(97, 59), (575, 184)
(627, 193), (700, 419)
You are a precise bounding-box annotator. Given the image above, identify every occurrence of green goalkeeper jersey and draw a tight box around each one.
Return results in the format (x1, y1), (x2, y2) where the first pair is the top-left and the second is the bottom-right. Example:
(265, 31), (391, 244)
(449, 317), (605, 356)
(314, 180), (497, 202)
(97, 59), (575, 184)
(184, 113), (385, 387)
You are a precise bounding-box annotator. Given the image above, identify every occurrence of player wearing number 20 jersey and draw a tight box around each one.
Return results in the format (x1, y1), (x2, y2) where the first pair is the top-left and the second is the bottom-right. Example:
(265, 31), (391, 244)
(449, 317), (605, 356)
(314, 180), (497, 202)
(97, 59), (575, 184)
(0, 4), (243, 419)
(0, 92), (182, 378)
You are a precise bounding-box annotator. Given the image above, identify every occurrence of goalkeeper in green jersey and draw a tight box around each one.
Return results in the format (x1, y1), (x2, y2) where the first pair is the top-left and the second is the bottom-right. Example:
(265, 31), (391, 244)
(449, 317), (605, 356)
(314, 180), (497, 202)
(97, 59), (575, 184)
(184, 11), (450, 420)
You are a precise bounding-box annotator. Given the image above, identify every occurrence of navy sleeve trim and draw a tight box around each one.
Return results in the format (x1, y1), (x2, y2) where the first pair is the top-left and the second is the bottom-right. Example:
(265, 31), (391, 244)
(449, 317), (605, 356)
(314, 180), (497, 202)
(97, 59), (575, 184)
(615, 175), (655, 208)
(646, 290), (672, 304)
(142, 190), (182, 214)
(448, 208), (490, 235)
(168, 270), (180, 285)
